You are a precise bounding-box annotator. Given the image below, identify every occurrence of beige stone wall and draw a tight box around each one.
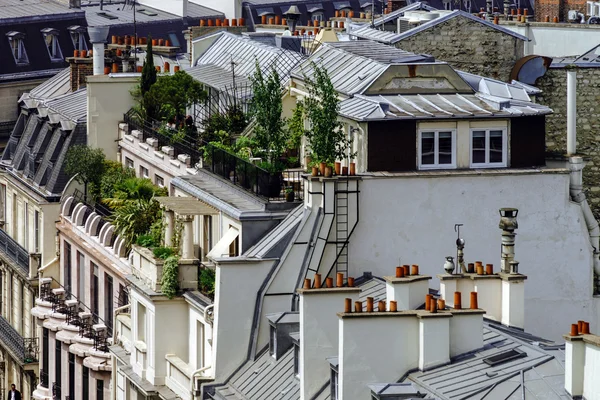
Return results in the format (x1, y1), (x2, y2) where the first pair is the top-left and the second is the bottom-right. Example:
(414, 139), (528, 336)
(536, 67), (600, 217)
(395, 16), (525, 81)
(0, 80), (46, 123)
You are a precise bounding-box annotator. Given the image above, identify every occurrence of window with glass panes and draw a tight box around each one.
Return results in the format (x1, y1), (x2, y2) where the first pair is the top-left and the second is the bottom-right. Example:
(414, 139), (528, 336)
(419, 130), (455, 169)
(470, 129), (506, 167)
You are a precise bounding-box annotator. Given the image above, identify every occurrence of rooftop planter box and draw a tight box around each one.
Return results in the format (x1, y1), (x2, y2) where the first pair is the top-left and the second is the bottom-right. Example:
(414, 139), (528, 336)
(131, 245), (199, 293)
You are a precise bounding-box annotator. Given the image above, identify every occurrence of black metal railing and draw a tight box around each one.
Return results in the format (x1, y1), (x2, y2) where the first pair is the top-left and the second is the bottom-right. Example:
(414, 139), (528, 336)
(0, 227), (29, 275)
(52, 382), (61, 400)
(0, 315), (38, 363)
(71, 189), (113, 218)
(40, 369), (49, 388)
(123, 109), (304, 202)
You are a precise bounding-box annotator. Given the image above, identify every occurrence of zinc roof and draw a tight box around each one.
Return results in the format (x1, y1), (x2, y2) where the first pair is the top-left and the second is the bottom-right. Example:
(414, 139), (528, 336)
(196, 31), (304, 80)
(371, 1), (437, 26)
(45, 88), (87, 123)
(292, 41), (431, 95)
(27, 67), (71, 101)
(0, 0), (82, 21)
(407, 323), (567, 400)
(245, 204), (305, 258)
(350, 24), (405, 44)
(338, 93), (551, 121)
(186, 64), (252, 98)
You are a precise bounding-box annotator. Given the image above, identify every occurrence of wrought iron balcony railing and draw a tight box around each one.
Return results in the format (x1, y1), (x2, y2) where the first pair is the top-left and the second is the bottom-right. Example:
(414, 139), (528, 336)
(0, 227), (29, 274)
(52, 382), (61, 400)
(40, 369), (49, 388)
(0, 315), (38, 364)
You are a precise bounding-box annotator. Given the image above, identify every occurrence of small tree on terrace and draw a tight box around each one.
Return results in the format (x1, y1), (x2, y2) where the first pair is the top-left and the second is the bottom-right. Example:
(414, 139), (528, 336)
(146, 71), (206, 123)
(64, 145), (106, 201)
(250, 63), (287, 172)
(303, 62), (350, 166)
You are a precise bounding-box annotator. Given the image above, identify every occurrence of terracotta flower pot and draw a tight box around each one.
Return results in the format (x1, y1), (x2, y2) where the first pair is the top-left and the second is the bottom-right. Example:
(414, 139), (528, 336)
(311, 166), (319, 177)
(73, 50), (80, 57)
(342, 166), (348, 175)
(349, 162), (356, 176)
(104, 66), (110, 75)
(116, 49), (123, 56)
(324, 166), (333, 177)
(137, 66), (143, 72)
(319, 162), (326, 176)
(80, 50), (87, 57)
(112, 63), (119, 73)
(334, 162), (341, 175)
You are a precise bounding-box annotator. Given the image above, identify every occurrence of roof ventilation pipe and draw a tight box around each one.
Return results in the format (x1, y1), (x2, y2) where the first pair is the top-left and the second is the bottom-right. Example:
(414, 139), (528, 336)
(87, 26), (110, 76)
(567, 69), (577, 155)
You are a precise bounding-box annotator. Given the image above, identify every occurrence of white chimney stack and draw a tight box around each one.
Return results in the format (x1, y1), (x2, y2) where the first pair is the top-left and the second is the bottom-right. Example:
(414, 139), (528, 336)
(567, 69), (577, 155)
(87, 26), (109, 75)
(384, 265), (431, 311)
(564, 322), (599, 399)
(299, 275), (360, 400)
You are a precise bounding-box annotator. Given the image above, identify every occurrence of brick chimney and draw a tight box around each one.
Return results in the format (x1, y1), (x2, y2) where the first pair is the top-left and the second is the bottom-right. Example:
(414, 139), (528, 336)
(68, 57), (94, 91)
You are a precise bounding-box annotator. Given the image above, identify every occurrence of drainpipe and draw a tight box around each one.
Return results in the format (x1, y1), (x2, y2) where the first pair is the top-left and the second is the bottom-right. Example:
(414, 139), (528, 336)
(203, 304), (214, 325)
(567, 69), (577, 155)
(111, 303), (131, 400)
(569, 157), (600, 281)
(190, 365), (212, 400)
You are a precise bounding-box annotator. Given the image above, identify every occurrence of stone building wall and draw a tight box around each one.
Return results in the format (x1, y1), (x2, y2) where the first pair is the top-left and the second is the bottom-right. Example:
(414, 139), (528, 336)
(395, 15), (525, 81)
(534, 0), (586, 21)
(536, 67), (600, 217)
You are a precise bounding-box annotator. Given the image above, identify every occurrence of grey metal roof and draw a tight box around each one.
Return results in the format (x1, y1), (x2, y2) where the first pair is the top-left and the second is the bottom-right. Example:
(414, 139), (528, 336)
(83, 2), (222, 26)
(27, 68), (71, 101)
(407, 323), (568, 400)
(0, 0), (83, 21)
(45, 88), (87, 123)
(390, 10), (529, 42)
(372, 1), (437, 26)
(337, 93), (552, 121)
(551, 43), (600, 68)
(458, 71), (531, 101)
(196, 31), (304, 80)
(214, 347), (300, 400)
(357, 276), (387, 309)
(186, 64), (252, 98)
(292, 41), (432, 95)
(245, 204), (305, 258)
(349, 24), (404, 44)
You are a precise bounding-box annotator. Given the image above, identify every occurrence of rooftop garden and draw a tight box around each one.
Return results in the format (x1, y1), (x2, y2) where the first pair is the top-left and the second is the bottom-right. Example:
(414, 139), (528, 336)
(64, 145), (213, 300)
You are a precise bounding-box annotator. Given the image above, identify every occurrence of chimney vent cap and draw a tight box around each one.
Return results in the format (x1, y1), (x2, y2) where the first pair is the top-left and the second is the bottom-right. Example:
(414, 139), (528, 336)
(87, 26), (110, 43)
(499, 207), (518, 230)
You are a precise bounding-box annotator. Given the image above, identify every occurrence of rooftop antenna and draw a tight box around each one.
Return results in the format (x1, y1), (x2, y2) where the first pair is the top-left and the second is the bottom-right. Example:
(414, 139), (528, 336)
(133, 0), (137, 70)
(230, 57), (238, 107)
(455, 223), (466, 273)
(371, 1), (375, 28)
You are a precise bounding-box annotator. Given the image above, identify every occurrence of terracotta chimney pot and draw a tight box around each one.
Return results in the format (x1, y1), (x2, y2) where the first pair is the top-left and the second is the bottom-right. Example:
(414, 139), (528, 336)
(137, 66), (143, 72)
(545, 15), (550, 22)
(468, 263), (475, 273)
(437, 299), (446, 310)
(174, 66), (180, 72)
(238, 17), (245, 26)
(553, 16), (559, 22)
(390, 300), (397, 312)
(430, 299), (437, 313)
(325, 277), (333, 288)
(411, 264), (419, 276)
(378, 300), (386, 312)
(208, 19), (214, 26)
(104, 66), (110, 75)
(336, 272), (344, 287)
(314, 273), (322, 289)
(231, 18), (238, 26)
(366, 297), (374, 312)
(470, 292), (478, 309)
(344, 298), (352, 313)
(347, 277), (355, 287)
(578, 320), (584, 334)
(200, 19), (206, 26)
(454, 292), (462, 309)
(223, 19), (230, 26)
(261, 15), (267, 24)
(396, 266), (404, 278)
(403, 265), (410, 276)
(303, 278), (311, 289)
(354, 301), (362, 312)
(583, 321), (590, 334)
(112, 63), (119, 73)
(268, 17), (274, 25)
(485, 264), (493, 275)
(425, 294), (433, 311)
(570, 324), (579, 336)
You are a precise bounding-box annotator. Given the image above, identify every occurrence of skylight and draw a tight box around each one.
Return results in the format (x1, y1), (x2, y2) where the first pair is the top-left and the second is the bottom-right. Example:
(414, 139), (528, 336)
(97, 12), (118, 20)
(483, 348), (527, 366)
(138, 9), (158, 16)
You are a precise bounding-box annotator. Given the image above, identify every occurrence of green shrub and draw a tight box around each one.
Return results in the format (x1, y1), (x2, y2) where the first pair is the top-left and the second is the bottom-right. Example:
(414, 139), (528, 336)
(136, 234), (156, 248)
(161, 255), (179, 299)
(199, 267), (216, 298)
(153, 246), (174, 260)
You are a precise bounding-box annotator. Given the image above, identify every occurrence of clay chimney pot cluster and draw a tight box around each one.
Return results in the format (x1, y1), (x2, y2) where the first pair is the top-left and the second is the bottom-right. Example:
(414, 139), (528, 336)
(574, 320), (591, 335)
(304, 273), (354, 290)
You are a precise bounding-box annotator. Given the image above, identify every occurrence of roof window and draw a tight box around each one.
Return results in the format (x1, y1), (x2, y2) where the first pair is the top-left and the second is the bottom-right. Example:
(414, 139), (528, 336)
(6, 31), (29, 65)
(97, 12), (118, 20)
(68, 26), (88, 51)
(138, 8), (158, 16)
(41, 28), (63, 62)
(483, 348), (527, 366)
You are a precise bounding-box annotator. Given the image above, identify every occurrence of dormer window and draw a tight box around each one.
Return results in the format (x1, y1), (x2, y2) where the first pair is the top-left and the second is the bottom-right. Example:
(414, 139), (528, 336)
(266, 312), (299, 360)
(330, 364), (339, 400)
(418, 130), (456, 170)
(470, 128), (507, 167)
(464, 0), (472, 10)
(68, 26), (88, 51)
(41, 28), (63, 62)
(311, 11), (325, 21)
(443, 0), (452, 10)
(7, 32), (29, 65)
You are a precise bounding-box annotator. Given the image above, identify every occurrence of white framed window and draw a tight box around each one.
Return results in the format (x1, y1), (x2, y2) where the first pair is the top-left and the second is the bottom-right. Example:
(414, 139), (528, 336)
(464, 0), (472, 10)
(125, 157), (134, 170)
(470, 128), (507, 168)
(418, 130), (456, 169)
(68, 26), (88, 51)
(140, 165), (149, 179)
(311, 11), (325, 21)
(443, 0), (452, 10)
(155, 175), (164, 188)
(7, 32), (29, 65)
(41, 28), (63, 61)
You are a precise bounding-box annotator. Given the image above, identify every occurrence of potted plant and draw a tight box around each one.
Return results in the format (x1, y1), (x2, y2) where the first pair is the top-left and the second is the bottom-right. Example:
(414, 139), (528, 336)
(285, 186), (295, 202)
